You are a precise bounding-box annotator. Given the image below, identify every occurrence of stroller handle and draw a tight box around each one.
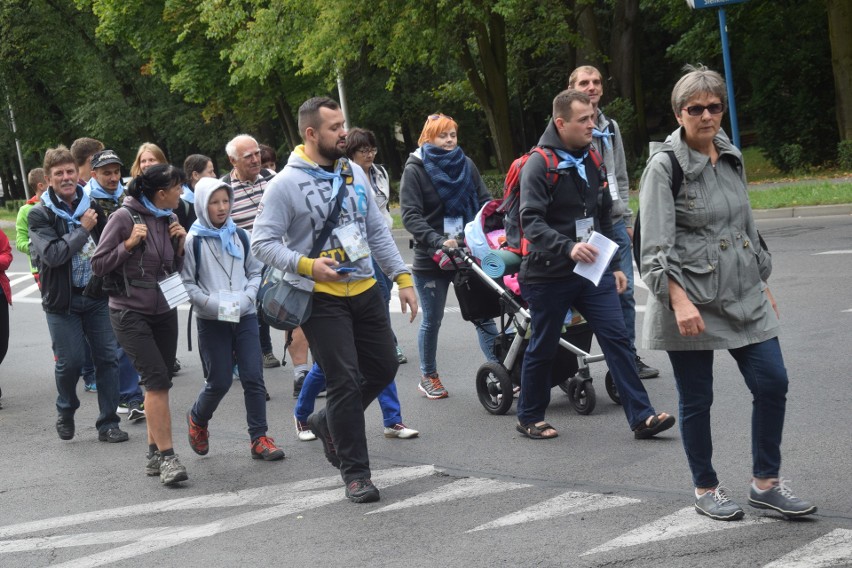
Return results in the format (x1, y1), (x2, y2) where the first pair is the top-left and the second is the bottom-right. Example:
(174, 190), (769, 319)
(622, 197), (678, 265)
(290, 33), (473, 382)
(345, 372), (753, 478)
(444, 246), (526, 315)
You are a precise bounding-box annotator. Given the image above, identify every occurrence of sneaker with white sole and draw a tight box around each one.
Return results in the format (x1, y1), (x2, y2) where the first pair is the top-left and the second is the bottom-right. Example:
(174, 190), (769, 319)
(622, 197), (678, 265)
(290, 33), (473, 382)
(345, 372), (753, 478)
(159, 454), (188, 485)
(418, 373), (448, 399)
(127, 401), (145, 422)
(384, 423), (419, 439)
(694, 486), (745, 521)
(294, 416), (317, 441)
(748, 479), (817, 518)
(145, 451), (161, 476)
(117, 402), (129, 414)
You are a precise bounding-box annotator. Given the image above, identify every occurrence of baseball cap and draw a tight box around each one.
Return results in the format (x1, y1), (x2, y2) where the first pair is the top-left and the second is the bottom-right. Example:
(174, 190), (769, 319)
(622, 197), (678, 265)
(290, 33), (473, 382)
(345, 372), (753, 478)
(91, 149), (123, 169)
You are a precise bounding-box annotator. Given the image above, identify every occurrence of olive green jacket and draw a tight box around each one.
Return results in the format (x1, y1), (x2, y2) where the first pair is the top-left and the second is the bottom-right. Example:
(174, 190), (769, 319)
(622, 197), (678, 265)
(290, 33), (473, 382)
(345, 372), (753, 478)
(637, 127), (778, 351)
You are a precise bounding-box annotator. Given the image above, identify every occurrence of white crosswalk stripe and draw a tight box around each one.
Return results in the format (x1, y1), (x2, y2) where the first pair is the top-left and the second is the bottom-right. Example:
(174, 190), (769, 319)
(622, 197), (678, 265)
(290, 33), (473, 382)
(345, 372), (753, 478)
(368, 477), (530, 515)
(762, 529), (852, 568)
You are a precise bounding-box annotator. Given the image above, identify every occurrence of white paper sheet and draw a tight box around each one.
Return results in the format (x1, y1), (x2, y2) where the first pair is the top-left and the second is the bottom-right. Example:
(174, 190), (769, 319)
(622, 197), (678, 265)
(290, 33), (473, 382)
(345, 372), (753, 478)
(573, 231), (618, 286)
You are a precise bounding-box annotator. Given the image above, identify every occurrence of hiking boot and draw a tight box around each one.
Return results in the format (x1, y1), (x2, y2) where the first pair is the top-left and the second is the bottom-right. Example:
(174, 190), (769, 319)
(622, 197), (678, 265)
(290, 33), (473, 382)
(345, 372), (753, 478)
(307, 412), (340, 468)
(345, 479), (380, 503)
(159, 454), (188, 485)
(98, 427), (129, 443)
(748, 479), (817, 518)
(294, 416), (317, 441)
(186, 410), (209, 456)
(145, 451), (162, 476)
(694, 486), (745, 521)
(418, 374), (448, 399)
(56, 416), (75, 440)
(636, 356), (660, 380)
(127, 401), (146, 422)
(384, 423), (420, 439)
(293, 369), (308, 398)
(396, 345), (408, 364)
(262, 352), (281, 369)
(251, 436), (286, 461)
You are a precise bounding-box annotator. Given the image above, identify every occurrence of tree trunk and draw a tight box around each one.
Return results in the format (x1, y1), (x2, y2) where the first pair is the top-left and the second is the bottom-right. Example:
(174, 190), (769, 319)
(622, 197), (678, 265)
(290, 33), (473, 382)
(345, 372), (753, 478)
(575, 1), (606, 71)
(457, 12), (514, 172)
(828, 0), (852, 140)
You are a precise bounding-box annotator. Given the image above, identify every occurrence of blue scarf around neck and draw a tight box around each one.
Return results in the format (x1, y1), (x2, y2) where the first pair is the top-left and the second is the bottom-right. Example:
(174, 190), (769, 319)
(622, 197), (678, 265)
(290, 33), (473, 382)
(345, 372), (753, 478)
(141, 196), (175, 219)
(592, 128), (613, 151)
(42, 186), (91, 226)
(420, 144), (478, 222)
(180, 184), (195, 204)
(189, 218), (242, 259)
(553, 148), (590, 184)
(85, 177), (125, 202)
(303, 160), (345, 200)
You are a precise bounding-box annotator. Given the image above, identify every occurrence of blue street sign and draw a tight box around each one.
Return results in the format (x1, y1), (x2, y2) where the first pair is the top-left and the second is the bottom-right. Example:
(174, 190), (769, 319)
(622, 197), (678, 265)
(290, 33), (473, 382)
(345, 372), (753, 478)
(687, 0), (748, 8)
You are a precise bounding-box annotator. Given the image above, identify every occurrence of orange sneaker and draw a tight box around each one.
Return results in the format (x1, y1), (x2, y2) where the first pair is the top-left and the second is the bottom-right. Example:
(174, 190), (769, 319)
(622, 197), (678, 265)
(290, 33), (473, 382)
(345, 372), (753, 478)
(251, 436), (285, 461)
(186, 410), (209, 455)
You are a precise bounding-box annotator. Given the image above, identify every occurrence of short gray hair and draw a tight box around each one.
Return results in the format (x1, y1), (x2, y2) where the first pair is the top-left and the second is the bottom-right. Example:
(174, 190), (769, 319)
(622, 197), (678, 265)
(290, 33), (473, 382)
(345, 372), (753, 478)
(671, 64), (727, 115)
(225, 134), (258, 159)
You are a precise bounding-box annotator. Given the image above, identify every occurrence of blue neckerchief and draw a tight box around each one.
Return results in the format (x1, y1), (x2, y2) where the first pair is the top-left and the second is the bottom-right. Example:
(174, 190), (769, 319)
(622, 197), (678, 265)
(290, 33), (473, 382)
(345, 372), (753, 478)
(303, 160), (345, 202)
(141, 196), (175, 219)
(84, 177), (125, 202)
(180, 184), (195, 204)
(420, 144), (478, 223)
(592, 128), (613, 151)
(41, 186), (91, 226)
(553, 149), (589, 184)
(189, 218), (243, 259)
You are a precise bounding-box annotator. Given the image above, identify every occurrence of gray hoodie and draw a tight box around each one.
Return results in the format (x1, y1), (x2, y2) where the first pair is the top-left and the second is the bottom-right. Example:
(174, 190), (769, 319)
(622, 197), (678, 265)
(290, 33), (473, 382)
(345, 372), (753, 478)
(250, 148), (410, 285)
(180, 177), (263, 320)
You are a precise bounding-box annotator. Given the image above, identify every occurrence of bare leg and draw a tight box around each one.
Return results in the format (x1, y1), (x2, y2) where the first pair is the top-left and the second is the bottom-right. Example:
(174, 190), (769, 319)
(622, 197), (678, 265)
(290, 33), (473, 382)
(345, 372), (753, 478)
(145, 390), (174, 451)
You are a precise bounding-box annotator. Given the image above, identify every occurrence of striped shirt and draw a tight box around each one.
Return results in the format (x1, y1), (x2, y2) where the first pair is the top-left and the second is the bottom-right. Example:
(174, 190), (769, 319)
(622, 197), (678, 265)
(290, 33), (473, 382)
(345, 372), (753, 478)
(224, 170), (269, 232)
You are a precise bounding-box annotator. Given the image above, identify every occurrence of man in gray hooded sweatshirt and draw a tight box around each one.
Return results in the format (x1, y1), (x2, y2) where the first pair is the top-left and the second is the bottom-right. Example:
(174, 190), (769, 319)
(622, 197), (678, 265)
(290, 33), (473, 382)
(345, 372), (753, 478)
(252, 96), (418, 503)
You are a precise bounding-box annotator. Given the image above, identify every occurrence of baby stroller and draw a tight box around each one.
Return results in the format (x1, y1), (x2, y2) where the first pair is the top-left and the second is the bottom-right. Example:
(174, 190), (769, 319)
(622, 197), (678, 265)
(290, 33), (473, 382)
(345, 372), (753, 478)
(449, 246), (621, 416)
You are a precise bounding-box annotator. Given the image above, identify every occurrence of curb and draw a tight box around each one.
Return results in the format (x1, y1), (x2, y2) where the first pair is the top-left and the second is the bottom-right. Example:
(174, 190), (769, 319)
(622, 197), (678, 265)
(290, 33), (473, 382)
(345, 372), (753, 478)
(751, 204), (852, 219)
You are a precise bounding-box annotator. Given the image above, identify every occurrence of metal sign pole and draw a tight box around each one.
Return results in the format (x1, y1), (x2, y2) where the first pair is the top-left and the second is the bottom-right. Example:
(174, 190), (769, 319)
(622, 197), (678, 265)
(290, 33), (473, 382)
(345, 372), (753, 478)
(717, 8), (741, 148)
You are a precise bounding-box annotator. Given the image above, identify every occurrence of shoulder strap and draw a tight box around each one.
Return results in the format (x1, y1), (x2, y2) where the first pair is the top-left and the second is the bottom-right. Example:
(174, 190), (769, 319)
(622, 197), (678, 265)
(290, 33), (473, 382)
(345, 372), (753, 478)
(532, 147), (560, 189)
(665, 150), (684, 199)
(308, 187), (346, 258)
(235, 227), (251, 268)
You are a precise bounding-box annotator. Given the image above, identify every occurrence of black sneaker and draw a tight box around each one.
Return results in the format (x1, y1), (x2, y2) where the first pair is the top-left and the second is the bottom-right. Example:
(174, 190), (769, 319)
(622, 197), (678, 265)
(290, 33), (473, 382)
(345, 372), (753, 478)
(293, 370), (308, 398)
(127, 401), (146, 422)
(56, 416), (75, 440)
(171, 358), (182, 375)
(636, 356), (660, 379)
(98, 427), (129, 443)
(307, 412), (341, 468)
(345, 479), (380, 503)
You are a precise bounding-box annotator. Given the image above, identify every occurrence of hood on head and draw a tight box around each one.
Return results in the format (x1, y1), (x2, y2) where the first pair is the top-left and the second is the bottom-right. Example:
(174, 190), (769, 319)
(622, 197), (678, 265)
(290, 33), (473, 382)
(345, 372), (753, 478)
(193, 177), (233, 228)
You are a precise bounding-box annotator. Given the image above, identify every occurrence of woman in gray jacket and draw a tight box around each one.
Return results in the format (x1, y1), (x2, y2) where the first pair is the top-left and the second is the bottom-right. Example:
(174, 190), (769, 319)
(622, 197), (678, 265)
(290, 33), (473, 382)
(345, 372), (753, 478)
(638, 65), (816, 522)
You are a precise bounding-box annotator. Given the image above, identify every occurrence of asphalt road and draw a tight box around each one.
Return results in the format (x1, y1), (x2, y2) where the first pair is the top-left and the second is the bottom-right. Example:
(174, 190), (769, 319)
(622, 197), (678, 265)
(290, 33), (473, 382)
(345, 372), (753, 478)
(0, 214), (850, 567)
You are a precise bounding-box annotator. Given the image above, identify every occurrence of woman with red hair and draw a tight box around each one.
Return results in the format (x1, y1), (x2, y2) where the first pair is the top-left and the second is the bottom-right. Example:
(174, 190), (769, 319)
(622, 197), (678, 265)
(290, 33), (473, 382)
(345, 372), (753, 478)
(401, 113), (498, 400)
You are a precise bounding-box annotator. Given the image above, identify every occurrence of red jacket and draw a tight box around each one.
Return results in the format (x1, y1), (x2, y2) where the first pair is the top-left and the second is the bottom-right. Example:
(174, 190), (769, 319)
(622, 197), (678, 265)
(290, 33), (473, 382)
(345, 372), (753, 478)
(0, 231), (12, 305)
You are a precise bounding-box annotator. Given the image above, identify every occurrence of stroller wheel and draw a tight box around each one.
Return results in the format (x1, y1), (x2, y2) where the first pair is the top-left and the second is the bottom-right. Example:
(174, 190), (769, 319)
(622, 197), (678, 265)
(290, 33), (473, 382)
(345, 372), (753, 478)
(476, 362), (514, 415)
(566, 377), (597, 415)
(605, 371), (621, 405)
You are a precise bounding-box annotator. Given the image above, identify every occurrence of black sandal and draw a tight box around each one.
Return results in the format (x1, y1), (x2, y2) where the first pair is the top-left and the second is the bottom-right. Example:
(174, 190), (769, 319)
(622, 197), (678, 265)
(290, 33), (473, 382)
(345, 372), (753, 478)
(516, 421), (558, 439)
(634, 413), (675, 439)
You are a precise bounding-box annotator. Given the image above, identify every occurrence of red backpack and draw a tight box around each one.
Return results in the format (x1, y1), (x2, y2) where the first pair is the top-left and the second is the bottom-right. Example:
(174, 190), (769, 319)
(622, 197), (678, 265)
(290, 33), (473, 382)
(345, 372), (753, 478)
(500, 146), (605, 256)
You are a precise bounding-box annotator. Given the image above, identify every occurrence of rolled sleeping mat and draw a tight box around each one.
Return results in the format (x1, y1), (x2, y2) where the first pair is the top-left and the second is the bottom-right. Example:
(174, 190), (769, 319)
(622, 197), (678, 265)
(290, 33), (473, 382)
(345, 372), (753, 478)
(481, 249), (523, 278)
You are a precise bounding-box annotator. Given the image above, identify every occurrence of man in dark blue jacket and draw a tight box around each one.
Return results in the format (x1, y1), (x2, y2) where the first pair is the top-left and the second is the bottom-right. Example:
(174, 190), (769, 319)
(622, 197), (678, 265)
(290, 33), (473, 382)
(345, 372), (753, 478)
(28, 145), (127, 443)
(515, 89), (674, 441)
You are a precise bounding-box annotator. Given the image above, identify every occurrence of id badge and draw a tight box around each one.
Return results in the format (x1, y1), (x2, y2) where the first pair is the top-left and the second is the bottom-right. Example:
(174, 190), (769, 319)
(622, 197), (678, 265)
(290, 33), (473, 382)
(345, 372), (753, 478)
(606, 172), (620, 201)
(575, 217), (594, 243)
(158, 272), (189, 310)
(333, 222), (370, 261)
(79, 236), (97, 260)
(218, 290), (241, 323)
(444, 216), (464, 240)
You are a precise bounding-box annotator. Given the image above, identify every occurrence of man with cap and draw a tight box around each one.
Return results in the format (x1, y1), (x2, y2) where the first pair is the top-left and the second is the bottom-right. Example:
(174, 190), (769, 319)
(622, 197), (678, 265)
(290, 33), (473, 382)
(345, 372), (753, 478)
(85, 150), (146, 422)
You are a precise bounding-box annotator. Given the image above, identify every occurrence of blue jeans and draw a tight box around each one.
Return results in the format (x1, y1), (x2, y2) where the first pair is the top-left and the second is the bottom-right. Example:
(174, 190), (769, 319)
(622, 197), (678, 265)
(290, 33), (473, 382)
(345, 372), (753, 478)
(117, 347), (143, 405)
(413, 271), (498, 376)
(295, 362), (402, 427)
(191, 314), (268, 440)
(518, 273), (656, 429)
(611, 220), (637, 357)
(81, 344), (95, 385)
(44, 294), (120, 432)
(667, 338), (788, 489)
(372, 258), (398, 346)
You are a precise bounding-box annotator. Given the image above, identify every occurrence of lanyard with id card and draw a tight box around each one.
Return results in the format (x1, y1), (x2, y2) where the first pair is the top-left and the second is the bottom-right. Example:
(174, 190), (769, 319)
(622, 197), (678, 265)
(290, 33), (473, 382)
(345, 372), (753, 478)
(443, 216), (465, 241)
(218, 290), (241, 323)
(158, 272), (189, 309)
(575, 217), (594, 243)
(333, 221), (370, 262)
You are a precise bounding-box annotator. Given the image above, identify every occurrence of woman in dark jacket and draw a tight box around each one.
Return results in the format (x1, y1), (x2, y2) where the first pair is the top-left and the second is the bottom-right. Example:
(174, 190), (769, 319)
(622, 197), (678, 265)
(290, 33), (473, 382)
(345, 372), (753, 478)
(92, 164), (189, 486)
(177, 154), (216, 231)
(400, 113), (498, 400)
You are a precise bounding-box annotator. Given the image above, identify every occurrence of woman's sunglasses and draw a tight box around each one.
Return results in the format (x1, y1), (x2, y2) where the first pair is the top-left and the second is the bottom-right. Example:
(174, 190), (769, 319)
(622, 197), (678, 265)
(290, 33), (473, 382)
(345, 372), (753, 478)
(682, 103), (725, 116)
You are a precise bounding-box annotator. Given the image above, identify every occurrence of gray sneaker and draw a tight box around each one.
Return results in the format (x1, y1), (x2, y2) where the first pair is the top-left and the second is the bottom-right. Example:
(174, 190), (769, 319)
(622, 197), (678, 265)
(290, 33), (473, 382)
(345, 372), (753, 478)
(159, 454), (189, 485)
(695, 486), (745, 521)
(749, 479), (817, 518)
(145, 451), (162, 476)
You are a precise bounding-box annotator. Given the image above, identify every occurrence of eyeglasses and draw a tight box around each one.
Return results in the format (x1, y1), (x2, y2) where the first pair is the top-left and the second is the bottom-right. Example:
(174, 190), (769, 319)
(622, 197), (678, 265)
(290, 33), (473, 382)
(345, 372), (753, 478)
(358, 147), (378, 156)
(428, 113), (453, 121)
(682, 103), (725, 116)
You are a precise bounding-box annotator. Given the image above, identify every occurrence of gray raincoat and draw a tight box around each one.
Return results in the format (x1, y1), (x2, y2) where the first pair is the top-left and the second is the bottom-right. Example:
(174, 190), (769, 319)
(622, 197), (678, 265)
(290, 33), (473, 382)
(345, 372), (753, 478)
(637, 127), (778, 351)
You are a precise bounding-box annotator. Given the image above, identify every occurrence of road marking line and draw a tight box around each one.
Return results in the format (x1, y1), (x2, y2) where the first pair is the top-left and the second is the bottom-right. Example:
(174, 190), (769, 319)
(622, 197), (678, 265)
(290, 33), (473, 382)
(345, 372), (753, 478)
(0, 528), (175, 553)
(367, 477), (530, 515)
(581, 506), (779, 556)
(8, 274), (34, 287)
(762, 529), (852, 568)
(468, 491), (641, 532)
(813, 250), (852, 255)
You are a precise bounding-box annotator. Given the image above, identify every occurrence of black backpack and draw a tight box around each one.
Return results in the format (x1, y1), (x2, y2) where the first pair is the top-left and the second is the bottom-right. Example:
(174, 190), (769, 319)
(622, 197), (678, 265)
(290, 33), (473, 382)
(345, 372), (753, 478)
(632, 151), (683, 271)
